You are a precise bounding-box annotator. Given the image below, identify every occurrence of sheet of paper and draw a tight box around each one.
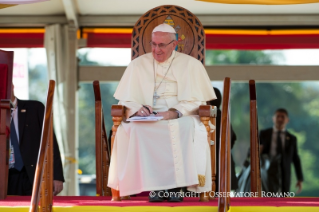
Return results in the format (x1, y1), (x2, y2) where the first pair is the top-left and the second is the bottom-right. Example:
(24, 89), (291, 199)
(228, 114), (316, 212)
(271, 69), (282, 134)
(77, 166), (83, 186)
(127, 116), (163, 122)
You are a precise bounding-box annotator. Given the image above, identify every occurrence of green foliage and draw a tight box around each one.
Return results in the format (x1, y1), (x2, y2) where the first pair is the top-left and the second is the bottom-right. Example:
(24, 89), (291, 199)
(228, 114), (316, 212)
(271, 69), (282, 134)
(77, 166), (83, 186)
(77, 47), (121, 174)
(289, 129), (319, 196)
(231, 83), (319, 197)
(28, 63), (48, 104)
(206, 50), (283, 65)
(78, 82), (118, 174)
(206, 50), (319, 196)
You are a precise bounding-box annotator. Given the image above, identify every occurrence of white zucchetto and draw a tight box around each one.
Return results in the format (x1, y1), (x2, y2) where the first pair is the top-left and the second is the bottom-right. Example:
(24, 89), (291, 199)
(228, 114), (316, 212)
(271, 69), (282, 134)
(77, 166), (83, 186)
(152, 23), (176, 33)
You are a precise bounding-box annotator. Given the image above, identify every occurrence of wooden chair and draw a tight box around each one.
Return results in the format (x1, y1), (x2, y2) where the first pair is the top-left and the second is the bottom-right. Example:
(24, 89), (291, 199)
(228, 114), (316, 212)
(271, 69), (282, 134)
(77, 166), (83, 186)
(29, 80), (55, 212)
(0, 49), (14, 200)
(249, 80), (262, 196)
(218, 77), (232, 212)
(93, 81), (112, 196)
(109, 5), (215, 202)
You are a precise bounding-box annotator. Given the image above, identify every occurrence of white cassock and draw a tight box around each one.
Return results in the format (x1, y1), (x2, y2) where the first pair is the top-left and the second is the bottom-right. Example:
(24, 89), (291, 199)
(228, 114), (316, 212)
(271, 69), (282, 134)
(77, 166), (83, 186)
(108, 51), (216, 196)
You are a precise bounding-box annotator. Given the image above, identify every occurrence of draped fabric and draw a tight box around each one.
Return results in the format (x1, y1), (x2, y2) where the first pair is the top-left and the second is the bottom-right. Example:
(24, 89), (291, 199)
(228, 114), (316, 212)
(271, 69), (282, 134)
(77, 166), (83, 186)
(0, 0), (48, 8)
(0, 4), (16, 9)
(44, 24), (78, 195)
(0, 0), (48, 3)
(197, 0), (319, 4)
(44, 24), (67, 164)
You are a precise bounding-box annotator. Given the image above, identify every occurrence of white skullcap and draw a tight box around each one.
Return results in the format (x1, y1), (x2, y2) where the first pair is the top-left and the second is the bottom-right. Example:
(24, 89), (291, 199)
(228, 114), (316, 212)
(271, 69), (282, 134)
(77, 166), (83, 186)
(152, 24), (176, 33)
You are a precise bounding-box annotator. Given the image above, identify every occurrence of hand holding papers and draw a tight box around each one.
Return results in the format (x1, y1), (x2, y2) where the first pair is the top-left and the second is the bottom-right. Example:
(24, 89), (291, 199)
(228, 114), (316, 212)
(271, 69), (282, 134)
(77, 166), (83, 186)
(127, 115), (163, 122)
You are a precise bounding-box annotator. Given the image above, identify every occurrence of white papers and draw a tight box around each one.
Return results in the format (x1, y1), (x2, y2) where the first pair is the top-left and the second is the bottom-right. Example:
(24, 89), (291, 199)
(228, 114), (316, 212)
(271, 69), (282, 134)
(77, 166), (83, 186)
(127, 116), (163, 122)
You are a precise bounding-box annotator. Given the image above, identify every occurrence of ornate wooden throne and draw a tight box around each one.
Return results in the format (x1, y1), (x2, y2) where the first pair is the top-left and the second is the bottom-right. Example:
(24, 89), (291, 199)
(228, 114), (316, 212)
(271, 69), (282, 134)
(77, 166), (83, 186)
(131, 5), (205, 63)
(106, 5), (217, 202)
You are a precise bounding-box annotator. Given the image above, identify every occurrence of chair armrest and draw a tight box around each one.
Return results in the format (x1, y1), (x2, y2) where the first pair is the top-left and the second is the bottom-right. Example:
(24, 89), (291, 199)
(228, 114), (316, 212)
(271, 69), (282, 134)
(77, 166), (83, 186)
(199, 105), (217, 118)
(111, 105), (126, 117)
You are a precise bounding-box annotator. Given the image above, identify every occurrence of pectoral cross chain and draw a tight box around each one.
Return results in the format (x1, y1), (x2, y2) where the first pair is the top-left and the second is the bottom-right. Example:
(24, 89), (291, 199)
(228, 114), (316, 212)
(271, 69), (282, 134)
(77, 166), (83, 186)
(153, 91), (160, 106)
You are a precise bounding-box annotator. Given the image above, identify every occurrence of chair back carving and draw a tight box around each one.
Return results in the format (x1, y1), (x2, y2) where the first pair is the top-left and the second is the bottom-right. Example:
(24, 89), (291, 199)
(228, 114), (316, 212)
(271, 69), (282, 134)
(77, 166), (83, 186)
(218, 77), (231, 212)
(131, 5), (205, 64)
(0, 49), (14, 200)
(30, 80), (55, 212)
(249, 80), (262, 196)
(93, 81), (111, 196)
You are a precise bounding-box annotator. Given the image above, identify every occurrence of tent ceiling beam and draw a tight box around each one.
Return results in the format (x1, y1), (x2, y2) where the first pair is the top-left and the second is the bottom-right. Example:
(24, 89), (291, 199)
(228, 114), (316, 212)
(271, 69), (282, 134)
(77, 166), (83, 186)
(0, 16), (67, 27)
(0, 15), (319, 27)
(79, 65), (319, 82)
(62, 0), (79, 29)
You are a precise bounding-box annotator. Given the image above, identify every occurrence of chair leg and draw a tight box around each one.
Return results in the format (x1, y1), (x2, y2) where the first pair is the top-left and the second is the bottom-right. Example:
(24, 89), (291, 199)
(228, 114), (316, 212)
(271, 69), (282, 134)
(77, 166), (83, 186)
(111, 189), (121, 201)
(199, 192), (210, 202)
(121, 196), (131, 200)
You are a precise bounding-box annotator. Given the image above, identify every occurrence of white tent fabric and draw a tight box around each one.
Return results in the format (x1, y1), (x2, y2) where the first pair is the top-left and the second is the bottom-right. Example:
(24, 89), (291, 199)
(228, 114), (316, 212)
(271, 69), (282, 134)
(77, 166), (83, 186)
(44, 24), (78, 196)
(0, 0), (48, 4)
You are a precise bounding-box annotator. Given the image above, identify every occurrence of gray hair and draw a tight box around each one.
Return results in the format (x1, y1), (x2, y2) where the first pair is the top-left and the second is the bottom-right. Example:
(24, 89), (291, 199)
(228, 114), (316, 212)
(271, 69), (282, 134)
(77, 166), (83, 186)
(169, 33), (177, 41)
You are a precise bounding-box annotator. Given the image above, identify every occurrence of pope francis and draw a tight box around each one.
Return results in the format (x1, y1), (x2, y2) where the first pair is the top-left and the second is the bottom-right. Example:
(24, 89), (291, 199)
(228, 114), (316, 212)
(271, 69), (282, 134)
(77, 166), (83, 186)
(108, 23), (217, 202)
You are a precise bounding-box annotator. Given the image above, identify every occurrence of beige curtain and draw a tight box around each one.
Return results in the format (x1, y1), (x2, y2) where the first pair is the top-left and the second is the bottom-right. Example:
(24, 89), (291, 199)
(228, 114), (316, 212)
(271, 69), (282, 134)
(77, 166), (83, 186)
(0, 1), (48, 9)
(197, 0), (319, 4)
(0, 4), (16, 9)
(44, 24), (78, 196)
(0, 0), (48, 3)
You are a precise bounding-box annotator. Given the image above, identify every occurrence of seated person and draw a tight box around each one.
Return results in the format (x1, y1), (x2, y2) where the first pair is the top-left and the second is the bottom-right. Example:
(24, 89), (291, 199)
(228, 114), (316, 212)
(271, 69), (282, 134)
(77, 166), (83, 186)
(108, 24), (216, 202)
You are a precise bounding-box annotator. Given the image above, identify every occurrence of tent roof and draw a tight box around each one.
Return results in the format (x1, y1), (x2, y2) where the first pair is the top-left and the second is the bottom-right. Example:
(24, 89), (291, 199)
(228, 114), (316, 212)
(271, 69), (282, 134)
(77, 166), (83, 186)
(0, 0), (319, 16)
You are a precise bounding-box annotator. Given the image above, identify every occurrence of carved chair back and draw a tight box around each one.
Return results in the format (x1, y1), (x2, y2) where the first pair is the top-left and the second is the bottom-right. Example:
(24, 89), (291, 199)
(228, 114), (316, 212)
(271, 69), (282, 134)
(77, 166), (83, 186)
(131, 5), (205, 64)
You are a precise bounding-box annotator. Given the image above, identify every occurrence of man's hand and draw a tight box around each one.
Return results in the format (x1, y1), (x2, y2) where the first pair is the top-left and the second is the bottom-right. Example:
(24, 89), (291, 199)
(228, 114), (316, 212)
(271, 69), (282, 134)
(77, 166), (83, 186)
(156, 111), (178, 120)
(135, 105), (153, 117)
(53, 180), (63, 196)
(296, 181), (302, 194)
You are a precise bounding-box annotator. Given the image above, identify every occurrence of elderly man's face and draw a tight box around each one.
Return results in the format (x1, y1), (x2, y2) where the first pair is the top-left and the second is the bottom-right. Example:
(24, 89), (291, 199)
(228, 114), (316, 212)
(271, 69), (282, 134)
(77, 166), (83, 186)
(151, 32), (177, 63)
(273, 112), (289, 130)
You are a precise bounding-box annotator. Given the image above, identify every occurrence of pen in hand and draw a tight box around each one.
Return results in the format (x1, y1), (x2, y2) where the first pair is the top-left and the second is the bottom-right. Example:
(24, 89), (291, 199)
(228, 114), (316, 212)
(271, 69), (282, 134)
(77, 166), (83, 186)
(143, 105), (157, 115)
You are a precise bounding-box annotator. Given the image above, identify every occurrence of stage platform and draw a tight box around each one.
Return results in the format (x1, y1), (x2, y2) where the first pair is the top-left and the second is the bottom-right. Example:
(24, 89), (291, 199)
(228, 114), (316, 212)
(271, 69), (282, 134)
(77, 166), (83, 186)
(1, 196), (319, 212)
